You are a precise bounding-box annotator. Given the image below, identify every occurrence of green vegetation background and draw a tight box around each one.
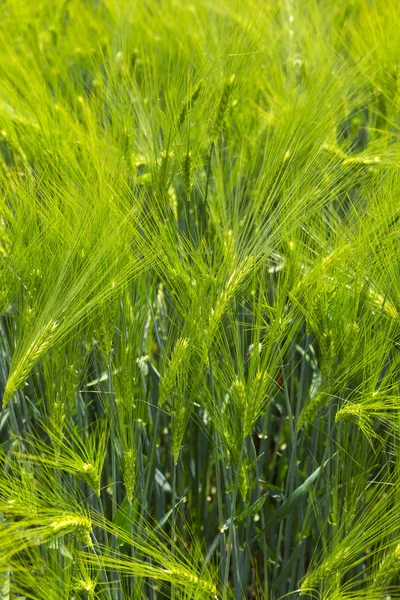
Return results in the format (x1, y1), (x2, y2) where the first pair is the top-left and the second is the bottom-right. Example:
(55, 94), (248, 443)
(0, 0), (399, 598)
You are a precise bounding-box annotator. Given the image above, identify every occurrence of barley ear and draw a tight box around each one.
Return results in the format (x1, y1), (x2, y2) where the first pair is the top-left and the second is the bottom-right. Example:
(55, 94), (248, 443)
(210, 74), (236, 139)
(3, 319), (60, 405)
(159, 338), (190, 406)
(177, 81), (203, 128)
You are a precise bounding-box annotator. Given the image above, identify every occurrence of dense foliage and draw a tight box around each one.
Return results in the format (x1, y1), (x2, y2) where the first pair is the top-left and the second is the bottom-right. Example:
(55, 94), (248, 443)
(0, 0), (400, 598)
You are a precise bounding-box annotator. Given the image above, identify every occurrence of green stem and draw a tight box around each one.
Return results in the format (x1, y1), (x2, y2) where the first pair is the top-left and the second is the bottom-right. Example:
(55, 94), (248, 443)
(222, 436), (246, 600)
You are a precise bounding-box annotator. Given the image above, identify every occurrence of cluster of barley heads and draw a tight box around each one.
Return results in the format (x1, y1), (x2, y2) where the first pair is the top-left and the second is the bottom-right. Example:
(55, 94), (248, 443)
(0, 0), (400, 598)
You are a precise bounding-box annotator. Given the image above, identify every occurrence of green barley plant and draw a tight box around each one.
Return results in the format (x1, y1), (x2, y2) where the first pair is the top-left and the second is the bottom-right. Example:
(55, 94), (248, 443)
(0, 0), (400, 598)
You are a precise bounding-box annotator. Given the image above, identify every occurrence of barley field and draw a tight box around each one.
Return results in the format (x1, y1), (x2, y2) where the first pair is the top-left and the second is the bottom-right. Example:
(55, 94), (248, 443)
(0, 1), (400, 598)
